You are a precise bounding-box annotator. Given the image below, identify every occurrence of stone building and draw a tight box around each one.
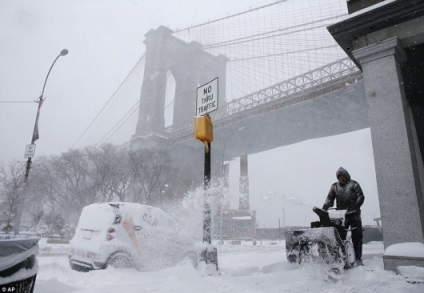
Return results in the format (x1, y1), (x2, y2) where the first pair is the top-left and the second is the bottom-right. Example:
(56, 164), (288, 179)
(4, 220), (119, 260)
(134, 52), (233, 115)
(328, 0), (424, 271)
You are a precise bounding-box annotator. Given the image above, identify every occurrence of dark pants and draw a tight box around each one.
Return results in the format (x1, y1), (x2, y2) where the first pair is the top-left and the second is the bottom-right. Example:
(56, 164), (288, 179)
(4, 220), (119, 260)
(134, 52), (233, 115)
(345, 212), (363, 260)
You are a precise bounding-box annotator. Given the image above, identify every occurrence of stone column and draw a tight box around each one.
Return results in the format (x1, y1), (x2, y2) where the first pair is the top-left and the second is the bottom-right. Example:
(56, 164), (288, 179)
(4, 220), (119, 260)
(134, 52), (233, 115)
(135, 27), (171, 135)
(222, 161), (230, 209)
(239, 154), (250, 210)
(136, 70), (167, 134)
(172, 62), (197, 126)
(353, 37), (424, 248)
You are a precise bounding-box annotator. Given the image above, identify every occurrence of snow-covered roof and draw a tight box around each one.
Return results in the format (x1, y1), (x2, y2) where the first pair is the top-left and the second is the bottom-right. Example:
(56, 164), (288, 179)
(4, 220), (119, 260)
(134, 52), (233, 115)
(232, 216), (252, 220)
(342, 0), (398, 21)
(76, 202), (175, 232)
(384, 242), (424, 258)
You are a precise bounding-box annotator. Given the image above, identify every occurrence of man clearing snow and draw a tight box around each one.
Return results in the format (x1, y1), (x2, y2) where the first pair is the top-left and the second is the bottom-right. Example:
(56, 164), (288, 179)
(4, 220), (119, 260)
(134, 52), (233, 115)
(321, 167), (365, 266)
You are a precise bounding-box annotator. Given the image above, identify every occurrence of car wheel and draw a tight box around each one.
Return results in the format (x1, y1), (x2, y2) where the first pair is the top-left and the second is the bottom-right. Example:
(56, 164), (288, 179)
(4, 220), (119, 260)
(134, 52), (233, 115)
(107, 252), (134, 269)
(69, 262), (90, 272)
(179, 251), (198, 268)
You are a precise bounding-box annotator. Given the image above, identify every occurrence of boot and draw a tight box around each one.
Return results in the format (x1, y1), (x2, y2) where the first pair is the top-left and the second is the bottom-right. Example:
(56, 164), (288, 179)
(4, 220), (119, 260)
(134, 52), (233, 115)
(355, 259), (364, 266)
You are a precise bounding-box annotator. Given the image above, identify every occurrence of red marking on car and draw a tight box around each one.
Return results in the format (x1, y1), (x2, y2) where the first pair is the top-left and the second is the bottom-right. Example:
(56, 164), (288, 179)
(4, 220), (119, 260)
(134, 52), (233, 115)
(122, 218), (141, 254)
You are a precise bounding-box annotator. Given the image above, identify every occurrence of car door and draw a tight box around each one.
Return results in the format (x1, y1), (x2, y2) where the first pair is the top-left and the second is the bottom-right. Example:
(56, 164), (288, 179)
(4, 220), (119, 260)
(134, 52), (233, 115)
(133, 207), (162, 269)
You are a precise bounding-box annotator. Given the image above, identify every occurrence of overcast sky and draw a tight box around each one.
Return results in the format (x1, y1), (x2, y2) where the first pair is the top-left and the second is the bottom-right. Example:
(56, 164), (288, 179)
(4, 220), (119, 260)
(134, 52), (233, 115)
(0, 0), (380, 226)
(0, 0), (273, 162)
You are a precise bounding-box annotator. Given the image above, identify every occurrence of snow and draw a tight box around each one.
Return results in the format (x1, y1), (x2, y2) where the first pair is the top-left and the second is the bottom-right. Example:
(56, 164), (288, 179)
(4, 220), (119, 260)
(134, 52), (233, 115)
(397, 266), (424, 283)
(385, 242), (424, 258)
(0, 235), (40, 284)
(74, 203), (116, 233)
(0, 245), (38, 272)
(31, 240), (424, 293)
(341, 0), (398, 21)
(327, 210), (346, 219)
(0, 262), (38, 286)
(38, 238), (69, 256)
(232, 216), (252, 220)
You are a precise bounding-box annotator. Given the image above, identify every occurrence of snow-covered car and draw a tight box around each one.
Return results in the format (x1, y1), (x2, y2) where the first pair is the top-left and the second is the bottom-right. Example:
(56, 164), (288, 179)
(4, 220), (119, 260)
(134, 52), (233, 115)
(68, 202), (197, 271)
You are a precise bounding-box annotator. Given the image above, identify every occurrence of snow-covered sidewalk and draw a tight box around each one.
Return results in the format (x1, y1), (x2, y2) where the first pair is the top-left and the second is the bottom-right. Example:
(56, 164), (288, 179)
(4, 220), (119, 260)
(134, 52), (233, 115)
(34, 241), (424, 293)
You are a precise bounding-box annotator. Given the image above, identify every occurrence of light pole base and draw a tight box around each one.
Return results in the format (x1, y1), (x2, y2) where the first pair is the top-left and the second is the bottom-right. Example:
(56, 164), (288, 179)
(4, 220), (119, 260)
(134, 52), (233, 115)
(199, 246), (219, 273)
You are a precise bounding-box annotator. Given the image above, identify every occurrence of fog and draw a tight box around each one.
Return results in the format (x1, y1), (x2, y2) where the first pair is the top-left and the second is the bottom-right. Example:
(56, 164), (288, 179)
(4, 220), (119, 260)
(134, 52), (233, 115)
(0, 0), (380, 229)
(0, 0), (273, 162)
(229, 128), (379, 227)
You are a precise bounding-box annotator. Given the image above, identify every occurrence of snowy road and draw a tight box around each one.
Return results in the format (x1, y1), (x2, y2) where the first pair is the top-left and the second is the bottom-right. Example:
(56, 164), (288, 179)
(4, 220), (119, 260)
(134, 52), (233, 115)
(34, 241), (423, 293)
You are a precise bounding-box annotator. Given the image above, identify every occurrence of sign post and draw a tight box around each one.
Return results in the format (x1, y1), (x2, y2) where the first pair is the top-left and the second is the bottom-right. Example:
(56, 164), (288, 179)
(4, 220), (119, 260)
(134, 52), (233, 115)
(196, 78), (218, 117)
(24, 144), (36, 159)
(194, 78), (218, 271)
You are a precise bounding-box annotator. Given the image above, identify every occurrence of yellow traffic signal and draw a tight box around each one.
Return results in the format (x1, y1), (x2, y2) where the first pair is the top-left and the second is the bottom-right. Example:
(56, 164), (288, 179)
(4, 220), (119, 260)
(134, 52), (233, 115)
(194, 115), (213, 142)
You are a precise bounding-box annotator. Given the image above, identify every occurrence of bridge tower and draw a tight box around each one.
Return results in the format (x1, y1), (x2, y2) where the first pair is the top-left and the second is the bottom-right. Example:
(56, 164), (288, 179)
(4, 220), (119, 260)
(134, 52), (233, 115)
(239, 154), (250, 210)
(132, 26), (228, 148)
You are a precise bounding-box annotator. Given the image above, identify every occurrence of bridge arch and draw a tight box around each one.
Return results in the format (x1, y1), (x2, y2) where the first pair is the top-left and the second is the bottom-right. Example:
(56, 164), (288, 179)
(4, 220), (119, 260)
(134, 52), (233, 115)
(164, 70), (176, 128)
(132, 26), (229, 147)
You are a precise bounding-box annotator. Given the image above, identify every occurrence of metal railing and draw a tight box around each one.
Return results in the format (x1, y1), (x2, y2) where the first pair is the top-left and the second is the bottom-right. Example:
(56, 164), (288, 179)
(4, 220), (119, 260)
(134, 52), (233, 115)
(166, 57), (362, 141)
(221, 57), (359, 117)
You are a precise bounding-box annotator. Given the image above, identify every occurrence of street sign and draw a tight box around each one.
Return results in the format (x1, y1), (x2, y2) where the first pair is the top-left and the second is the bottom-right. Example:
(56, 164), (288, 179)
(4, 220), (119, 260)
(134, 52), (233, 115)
(196, 78), (218, 116)
(24, 144), (36, 159)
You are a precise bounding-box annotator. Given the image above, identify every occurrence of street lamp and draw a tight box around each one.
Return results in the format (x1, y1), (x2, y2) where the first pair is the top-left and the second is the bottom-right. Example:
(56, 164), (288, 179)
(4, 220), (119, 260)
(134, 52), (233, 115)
(24, 48), (68, 183)
(13, 49), (69, 234)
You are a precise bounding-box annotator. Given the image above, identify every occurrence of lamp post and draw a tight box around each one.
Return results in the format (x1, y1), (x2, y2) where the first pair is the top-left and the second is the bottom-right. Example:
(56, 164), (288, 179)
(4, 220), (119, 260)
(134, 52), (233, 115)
(13, 49), (68, 234)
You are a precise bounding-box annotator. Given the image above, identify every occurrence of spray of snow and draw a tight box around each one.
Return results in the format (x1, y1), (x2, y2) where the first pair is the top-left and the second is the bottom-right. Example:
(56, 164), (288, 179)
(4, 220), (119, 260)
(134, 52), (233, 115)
(165, 178), (230, 241)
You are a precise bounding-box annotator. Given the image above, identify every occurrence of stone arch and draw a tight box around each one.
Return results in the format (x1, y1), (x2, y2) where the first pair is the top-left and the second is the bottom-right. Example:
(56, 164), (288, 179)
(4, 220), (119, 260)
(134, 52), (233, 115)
(164, 70), (176, 128)
(133, 26), (229, 147)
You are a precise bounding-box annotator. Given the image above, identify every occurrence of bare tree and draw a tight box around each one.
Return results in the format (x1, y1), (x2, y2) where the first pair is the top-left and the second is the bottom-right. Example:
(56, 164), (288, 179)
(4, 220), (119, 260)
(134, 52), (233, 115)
(128, 149), (190, 208)
(50, 149), (100, 214)
(128, 149), (169, 205)
(29, 157), (62, 223)
(0, 161), (25, 232)
(87, 144), (131, 202)
(2, 144), (195, 232)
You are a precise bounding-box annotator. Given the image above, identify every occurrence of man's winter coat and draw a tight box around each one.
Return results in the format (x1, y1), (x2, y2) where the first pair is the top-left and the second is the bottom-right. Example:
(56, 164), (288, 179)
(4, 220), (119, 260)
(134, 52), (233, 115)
(322, 167), (365, 213)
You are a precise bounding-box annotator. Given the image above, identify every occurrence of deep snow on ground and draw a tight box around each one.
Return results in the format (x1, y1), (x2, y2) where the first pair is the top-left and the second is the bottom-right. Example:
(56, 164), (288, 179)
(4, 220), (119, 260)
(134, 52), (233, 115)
(33, 240), (424, 293)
